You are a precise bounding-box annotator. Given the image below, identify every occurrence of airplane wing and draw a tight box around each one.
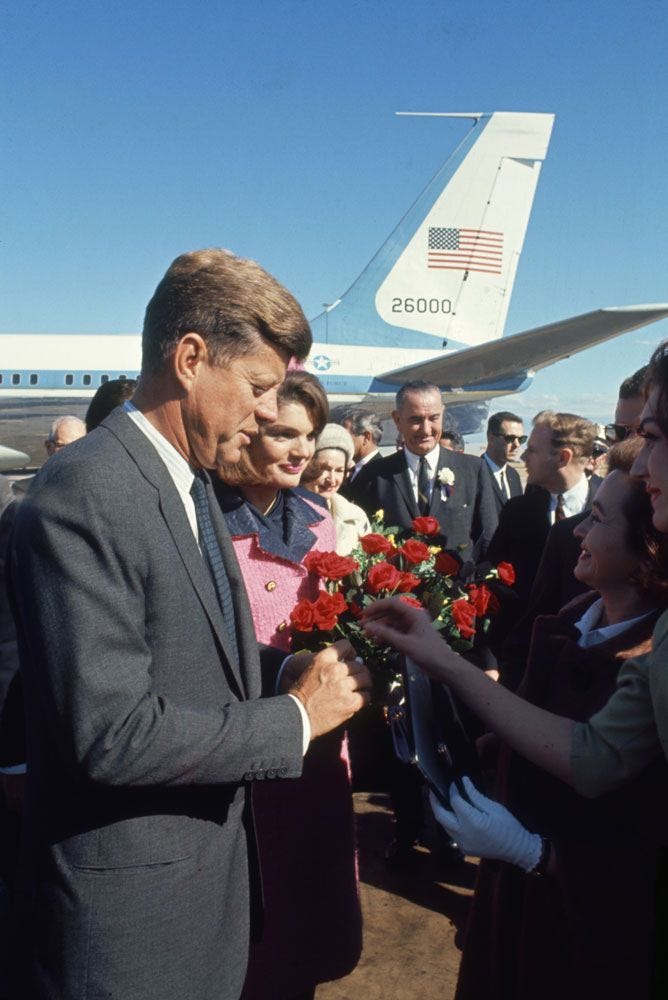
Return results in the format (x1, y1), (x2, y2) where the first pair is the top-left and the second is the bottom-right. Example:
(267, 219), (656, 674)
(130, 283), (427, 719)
(376, 304), (668, 399)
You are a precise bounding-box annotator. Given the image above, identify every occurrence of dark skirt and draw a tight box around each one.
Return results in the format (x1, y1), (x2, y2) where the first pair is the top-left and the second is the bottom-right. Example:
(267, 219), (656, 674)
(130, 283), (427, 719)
(241, 730), (361, 999)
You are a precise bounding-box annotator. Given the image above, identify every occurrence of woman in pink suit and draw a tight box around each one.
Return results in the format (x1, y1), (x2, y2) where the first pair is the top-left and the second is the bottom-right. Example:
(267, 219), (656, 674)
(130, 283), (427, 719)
(215, 371), (361, 1000)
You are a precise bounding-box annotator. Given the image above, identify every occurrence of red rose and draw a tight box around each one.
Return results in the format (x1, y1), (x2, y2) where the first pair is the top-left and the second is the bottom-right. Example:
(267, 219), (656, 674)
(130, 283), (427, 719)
(290, 598), (318, 632)
(360, 533), (395, 555)
(395, 571), (421, 593)
(366, 561), (403, 595)
(451, 598), (476, 639)
(400, 595), (423, 608)
(312, 590), (348, 630)
(497, 561), (516, 586)
(467, 584), (491, 616)
(303, 551), (325, 575)
(487, 591), (501, 615)
(398, 539), (431, 564)
(411, 516), (440, 536)
(434, 551), (460, 577)
(305, 551), (359, 581)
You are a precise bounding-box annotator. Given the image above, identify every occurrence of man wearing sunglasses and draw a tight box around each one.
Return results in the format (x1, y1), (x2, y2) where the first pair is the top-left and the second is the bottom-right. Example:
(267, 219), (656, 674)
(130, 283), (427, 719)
(605, 365), (648, 445)
(483, 411), (525, 518)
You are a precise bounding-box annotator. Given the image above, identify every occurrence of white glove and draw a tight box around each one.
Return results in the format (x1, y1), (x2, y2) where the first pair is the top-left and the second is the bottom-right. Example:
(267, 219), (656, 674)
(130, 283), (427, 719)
(429, 778), (542, 872)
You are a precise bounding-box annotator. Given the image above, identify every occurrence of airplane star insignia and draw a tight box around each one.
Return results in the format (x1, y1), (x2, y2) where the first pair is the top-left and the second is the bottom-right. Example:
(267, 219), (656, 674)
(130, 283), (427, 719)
(312, 355), (331, 371)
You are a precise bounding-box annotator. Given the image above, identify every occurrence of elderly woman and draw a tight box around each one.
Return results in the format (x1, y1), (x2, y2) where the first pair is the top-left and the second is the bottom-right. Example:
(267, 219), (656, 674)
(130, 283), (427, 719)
(301, 423), (370, 554)
(215, 372), (361, 1000)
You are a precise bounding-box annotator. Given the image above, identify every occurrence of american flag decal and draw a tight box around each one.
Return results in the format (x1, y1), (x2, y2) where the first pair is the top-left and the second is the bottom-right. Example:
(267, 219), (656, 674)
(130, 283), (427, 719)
(427, 227), (503, 275)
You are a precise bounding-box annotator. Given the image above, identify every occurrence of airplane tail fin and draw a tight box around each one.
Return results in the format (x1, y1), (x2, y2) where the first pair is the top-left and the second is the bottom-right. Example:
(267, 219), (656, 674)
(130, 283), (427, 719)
(311, 112), (554, 351)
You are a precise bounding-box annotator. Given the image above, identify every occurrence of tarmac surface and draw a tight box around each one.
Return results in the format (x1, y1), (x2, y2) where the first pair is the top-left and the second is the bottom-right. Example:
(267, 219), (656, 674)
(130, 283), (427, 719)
(318, 792), (476, 1000)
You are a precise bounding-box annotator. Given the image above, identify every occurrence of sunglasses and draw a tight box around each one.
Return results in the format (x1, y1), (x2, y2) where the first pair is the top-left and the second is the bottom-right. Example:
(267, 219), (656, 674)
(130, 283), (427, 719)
(494, 433), (527, 445)
(604, 423), (633, 444)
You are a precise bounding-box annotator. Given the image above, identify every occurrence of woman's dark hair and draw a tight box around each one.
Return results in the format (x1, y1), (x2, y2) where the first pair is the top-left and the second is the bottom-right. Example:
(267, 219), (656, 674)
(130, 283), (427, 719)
(277, 371), (329, 438)
(646, 339), (668, 436)
(608, 437), (668, 603)
(85, 378), (137, 432)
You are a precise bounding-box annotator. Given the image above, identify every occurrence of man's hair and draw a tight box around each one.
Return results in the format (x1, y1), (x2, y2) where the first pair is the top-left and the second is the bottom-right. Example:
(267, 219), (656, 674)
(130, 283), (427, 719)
(532, 410), (596, 460)
(85, 378), (137, 432)
(395, 380), (442, 410)
(441, 429), (464, 449)
(487, 411), (523, 436)
(218, 371), (328, 487)
(487, 410), (522, 434)
(646, 340), (668, 435)
(607, 436), (668, 603)
(47, 415), (86, 442)
(344, 409), (383, 445)
(618, 365), (649, 400)
(142, 249), (312, 375)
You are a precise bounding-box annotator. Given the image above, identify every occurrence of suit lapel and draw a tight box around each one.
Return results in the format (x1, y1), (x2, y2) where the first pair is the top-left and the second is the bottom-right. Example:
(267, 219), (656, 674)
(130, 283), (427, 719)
(428, 447), (451, 517)
(102, 411), (247, 700)
(392, 455), (419, 518)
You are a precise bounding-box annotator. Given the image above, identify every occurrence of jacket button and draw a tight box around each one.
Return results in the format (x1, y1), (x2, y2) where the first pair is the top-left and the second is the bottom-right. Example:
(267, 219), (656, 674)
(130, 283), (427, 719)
(266, 768), (277, 779)
(255, 768), (266, 780)
(243, 771), (254, 781)
(278, 766), (288, 777)
(265, 581), (277, 591)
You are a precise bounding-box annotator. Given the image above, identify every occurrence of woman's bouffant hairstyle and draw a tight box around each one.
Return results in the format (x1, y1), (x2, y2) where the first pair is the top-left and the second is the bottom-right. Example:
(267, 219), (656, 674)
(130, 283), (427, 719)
(645, 339), (668, 436)
(218, 372), (328, 488)
(142, 248), (312, 375)
(607, 437), (668, 604)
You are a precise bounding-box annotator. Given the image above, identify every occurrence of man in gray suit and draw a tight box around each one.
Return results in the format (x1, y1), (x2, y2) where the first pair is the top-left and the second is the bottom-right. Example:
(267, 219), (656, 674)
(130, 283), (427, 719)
(352, 381), (496, 559)
(9, 249), (370, 1000)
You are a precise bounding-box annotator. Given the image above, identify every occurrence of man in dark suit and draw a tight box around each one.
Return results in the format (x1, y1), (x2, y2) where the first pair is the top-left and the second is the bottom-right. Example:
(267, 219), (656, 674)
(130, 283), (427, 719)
(482, 410), (525, 519)
(487, 410), (601, 650)
(339, 408), (384, 504)
(8, 250), (371, 1000)
(352, 380), (496, 559)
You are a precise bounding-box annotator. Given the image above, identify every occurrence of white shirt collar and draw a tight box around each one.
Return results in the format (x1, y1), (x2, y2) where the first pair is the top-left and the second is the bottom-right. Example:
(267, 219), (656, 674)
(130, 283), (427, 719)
(404, 442), (441, 476)
(550, 474), (589, 517)
(354, 449), (380, 474)
(574, 597), (654, 649)
(123, 400), (199, 540)
(483, 452), (505, 475)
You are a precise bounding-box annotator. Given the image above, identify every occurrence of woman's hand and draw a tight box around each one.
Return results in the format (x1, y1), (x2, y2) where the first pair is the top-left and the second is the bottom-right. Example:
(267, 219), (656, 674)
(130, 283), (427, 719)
(361, 597), (458, 679)
(429, 780), (543, 872)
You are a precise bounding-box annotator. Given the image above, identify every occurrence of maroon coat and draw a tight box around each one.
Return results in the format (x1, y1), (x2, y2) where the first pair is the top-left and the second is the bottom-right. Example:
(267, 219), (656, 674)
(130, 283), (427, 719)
(456, 594), (668, 1000)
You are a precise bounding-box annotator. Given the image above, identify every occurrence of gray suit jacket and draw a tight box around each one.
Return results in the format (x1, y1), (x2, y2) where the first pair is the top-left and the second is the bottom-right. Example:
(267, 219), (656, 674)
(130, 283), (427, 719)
(9, 409), (304, 1000)
(351, 446), (497, 559)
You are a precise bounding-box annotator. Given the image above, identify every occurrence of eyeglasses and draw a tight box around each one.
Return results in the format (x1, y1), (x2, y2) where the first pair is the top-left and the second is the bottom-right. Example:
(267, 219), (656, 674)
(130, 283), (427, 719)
(494, 433), (527, 445)
(604, 423), (634, 444)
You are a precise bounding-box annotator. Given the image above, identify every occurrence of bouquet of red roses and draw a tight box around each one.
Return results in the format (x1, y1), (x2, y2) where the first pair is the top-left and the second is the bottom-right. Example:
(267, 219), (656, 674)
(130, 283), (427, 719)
(290, 511), (514, 698)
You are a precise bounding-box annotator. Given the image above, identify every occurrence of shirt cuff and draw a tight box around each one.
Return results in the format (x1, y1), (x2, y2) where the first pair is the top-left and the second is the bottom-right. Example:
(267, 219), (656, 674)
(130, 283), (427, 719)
(287, 694), (311, 755)
(0, 763), (26, 775)
(277, 654), (311, 755)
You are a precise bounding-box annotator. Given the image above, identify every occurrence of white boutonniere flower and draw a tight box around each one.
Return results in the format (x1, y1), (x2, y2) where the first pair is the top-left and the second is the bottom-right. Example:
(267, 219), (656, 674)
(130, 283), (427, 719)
(437, 468), (456, 487)
(438, 467), (455, 501)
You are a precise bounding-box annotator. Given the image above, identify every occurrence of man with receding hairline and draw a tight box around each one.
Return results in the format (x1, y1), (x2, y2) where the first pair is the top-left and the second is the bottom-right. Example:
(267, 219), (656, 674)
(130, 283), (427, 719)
(9, 249), (371, 1000)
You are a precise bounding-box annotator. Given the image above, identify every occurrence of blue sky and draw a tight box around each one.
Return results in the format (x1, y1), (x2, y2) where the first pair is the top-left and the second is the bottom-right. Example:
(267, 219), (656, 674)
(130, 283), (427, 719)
(3, 0), (668, 424)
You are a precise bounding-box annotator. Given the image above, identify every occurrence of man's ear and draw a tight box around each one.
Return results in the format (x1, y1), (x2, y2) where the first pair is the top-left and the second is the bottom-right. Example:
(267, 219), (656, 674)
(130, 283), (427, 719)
(172, 333), (209, 392)
(391, 410), (400, 431)
(556, 446), (574, 470)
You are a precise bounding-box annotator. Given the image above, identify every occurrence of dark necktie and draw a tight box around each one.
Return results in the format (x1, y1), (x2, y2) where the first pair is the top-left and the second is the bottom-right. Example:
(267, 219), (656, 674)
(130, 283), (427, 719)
(555, 493), (566, 522)
(417, 456), (430, 514)
(190, 471), (239, 666)
(499, 469), (509, 502)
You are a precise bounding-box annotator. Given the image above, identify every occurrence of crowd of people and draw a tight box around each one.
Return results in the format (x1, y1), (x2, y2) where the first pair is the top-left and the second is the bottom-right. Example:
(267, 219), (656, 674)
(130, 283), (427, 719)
(0, 246), (665, 999)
